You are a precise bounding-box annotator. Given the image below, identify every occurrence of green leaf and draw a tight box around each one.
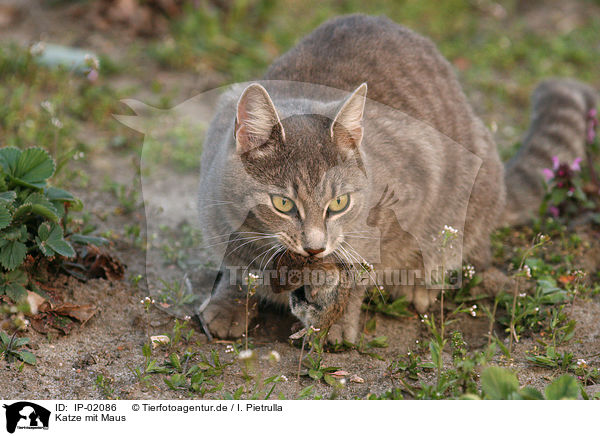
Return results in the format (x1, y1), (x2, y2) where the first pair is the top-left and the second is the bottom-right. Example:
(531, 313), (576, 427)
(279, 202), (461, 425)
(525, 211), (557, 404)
(323, 373), (340, 387)
(5, 282), (27, 302)
(481, 367), (520, 400)
(519, 387), (545, 400)
(0, 240), (27, 270)
(13, 192), (59, 223)
(0, 203), (10, 230)
(0, 191), (16, 204)
(365, 316), (376, 333)
(368, 336), (389, 348)
(69, 233), (108, 246)
(429, 340), (442, 369)
(45, 186), (82, 210)
(0, 147), (21, 175)
(545, 375), (579, 400)
(308, 369), (323, 380)
(2, 269), (27, 285)
(17, 350), (36, 365)
(36, 222), (75, 258)
(13, 147), (55, 188)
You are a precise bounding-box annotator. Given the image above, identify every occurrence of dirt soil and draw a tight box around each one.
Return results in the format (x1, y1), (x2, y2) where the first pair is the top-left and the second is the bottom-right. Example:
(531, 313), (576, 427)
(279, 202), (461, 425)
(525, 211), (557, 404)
(1, 1), (599, 400)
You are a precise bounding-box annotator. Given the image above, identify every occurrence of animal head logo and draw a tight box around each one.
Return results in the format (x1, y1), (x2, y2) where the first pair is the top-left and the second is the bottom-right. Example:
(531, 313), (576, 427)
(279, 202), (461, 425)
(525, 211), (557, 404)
(3, 402), (50, 433)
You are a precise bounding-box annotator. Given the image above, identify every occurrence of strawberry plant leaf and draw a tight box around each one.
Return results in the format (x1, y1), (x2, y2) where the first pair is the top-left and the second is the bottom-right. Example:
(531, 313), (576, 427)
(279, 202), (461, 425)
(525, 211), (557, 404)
(36, 222), (75, 258)
(0, 147), (20, 175)
(13, 192), (59, 223)
(5, 282), (27, 302)
(0, 191), (16, 203)
(545, 374), (579, 400)
(0, 240), (27, 270)
(0, 203), (10, 230)
(481, 367), (520, 400)
(13, 147), (55, 189)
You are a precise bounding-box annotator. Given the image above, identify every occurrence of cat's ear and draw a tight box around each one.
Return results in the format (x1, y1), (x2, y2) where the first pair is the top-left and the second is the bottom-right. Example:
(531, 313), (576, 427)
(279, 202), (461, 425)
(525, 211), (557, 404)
(234, 83), (285, 154)
(331, 83), (367, 149)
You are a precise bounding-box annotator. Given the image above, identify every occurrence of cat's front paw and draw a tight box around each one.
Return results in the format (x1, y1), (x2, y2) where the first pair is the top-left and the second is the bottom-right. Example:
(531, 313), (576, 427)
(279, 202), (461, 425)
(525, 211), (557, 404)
(326, 321), (358, 345)
(412, 286), (438, 314)
(202, 298), (256, 339)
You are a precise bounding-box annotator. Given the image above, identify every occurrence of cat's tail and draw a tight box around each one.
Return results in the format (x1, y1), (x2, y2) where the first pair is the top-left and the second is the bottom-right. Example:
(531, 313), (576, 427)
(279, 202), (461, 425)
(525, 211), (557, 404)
(501, 78), (598, 226)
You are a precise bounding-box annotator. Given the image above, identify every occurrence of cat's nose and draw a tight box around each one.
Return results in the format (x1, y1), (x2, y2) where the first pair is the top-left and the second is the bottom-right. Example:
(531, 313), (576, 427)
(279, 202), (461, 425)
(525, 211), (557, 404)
(305, 247), (325, 256)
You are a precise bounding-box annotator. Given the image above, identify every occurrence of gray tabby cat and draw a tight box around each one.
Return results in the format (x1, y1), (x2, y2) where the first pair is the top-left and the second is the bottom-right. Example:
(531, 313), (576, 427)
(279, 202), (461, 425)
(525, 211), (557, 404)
(198, 14), (597, 342)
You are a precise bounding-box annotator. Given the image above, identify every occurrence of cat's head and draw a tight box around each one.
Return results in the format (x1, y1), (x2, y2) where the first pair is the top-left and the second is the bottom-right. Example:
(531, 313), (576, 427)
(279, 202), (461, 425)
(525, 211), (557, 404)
(228, 82), (369, 260)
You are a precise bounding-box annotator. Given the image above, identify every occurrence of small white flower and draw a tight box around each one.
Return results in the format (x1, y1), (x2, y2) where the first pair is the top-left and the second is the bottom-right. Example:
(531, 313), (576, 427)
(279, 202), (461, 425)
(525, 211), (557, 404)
(280, 375), (288, 382)
(40, 100), (54, 114)
(184, 315), (191, 321)
(84, 53), (100, 70)
(577, 359), (587, 367)
(225, 345), (234, 354)
(443, 225), (458, 235)
(30, 41), (45, 55)
(462, 264), (476, 280)
(238, 349), (254, 360)
(248, 272), (259, 280)
(521, 265), (532, 279)
(269, 350), (281, 363)
(51, 118), (63, 129)
(519, 293), (526, 298)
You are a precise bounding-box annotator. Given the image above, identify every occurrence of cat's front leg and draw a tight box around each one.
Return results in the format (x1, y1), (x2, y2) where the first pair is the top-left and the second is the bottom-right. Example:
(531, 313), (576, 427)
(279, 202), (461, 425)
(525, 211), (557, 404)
(201, 278), (258, 339)
(326, 286), (365, 345)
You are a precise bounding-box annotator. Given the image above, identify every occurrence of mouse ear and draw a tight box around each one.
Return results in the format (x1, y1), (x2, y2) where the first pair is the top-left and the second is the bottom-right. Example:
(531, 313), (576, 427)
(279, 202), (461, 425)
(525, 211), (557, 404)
(234, 83), (285, 154)
(331, 83), (367, 150)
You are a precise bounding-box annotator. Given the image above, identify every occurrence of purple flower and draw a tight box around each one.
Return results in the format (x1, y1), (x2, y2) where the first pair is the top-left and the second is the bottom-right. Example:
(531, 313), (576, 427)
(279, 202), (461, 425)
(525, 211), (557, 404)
(588, 126), (596, 144)
(549, 206), (560, 217)
(542, 168), (554, 182)
(87, 69), (98, 82)
(571, 157), (582, 172)
(551, 155), (560, 170)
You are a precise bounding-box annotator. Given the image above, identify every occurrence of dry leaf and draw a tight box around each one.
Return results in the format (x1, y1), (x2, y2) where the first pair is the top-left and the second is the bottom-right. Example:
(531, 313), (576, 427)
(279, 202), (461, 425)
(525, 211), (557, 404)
(289, 328), (307, 340)
(52, 303), (97, 324)
(26, 290), (46, 315)
(350, 374), (365, 383)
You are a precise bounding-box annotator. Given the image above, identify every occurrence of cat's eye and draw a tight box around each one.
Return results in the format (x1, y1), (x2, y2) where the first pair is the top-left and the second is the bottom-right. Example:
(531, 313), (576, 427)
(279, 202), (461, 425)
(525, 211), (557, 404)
(271, 195), (296, 213)
(328, 194), (350, 213)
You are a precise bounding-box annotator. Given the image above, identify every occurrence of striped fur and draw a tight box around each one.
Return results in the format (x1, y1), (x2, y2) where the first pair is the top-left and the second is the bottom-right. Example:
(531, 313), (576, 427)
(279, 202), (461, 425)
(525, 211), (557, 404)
(198, 14), (597, 340)
(503, 79), (597, 225)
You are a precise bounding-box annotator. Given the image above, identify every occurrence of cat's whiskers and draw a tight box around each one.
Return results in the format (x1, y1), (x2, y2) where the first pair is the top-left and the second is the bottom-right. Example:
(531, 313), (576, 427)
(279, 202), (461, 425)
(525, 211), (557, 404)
(199, 234), (274, 251)
(226, 235), (278, 257)
(245, 240), (281, 271)
(340, 241), (380, 293)
(202, 231), (273, 242)
(261, 245), (287, 276)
